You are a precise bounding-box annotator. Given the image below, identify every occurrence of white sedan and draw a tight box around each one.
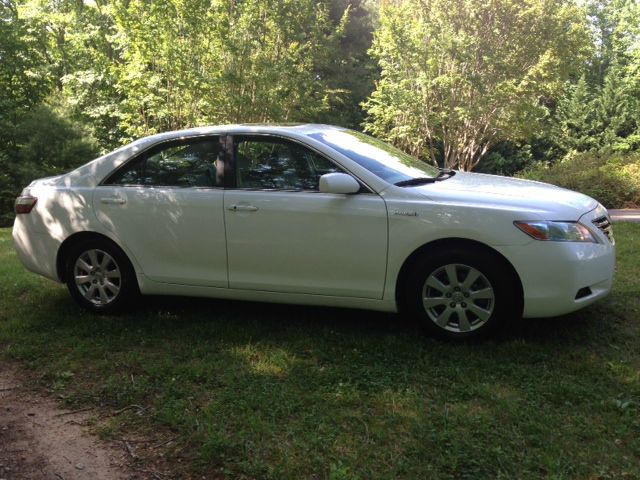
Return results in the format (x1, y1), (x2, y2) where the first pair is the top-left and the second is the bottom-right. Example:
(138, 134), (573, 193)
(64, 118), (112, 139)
(13, 124), (616, 339)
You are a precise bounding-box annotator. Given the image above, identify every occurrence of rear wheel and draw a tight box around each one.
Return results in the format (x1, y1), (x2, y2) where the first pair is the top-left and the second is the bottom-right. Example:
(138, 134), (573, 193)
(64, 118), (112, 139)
(403, 248), (521, 340)
(65, 238), (137, 313)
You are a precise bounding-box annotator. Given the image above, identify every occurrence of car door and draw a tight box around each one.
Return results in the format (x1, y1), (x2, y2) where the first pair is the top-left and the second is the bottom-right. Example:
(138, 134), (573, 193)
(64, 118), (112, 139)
(224, 135), (388, 299)
(93, 136), (228, 287)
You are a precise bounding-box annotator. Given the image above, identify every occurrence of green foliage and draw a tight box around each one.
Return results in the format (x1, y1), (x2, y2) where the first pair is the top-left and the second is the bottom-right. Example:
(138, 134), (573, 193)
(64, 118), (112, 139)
(0, 152), (17, 227)
(0, 1), (51, 132)
(475, 142), (535, 177)
(318, 0), (378, 128)
(14, 98), (99, 176)
(0, 1), (77, 225)
(549, 70), (639, 159)
(520, 151), (640, 208)
(11, 0), (354, 143)
(0, 96), (100, 226)
(100, 0), (351, 139)
(363, 0), (591, 170)
(479, 1), (640, 175)
(552, 76), (599, 153)
(595, 67), (639, 152)
(543, 0), (640, 163)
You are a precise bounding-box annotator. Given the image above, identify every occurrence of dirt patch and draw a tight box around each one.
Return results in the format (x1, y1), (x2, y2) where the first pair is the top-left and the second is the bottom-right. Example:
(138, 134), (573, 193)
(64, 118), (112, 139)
(0, 363), (143, 479)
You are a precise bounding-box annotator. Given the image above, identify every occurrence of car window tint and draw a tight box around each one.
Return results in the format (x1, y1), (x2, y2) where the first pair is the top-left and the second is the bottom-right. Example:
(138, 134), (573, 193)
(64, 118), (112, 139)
(108, 158), (144, 185)
(145, 140), (221, 187)
(236, 139), (341, 190)
(106, 138), (222, 187)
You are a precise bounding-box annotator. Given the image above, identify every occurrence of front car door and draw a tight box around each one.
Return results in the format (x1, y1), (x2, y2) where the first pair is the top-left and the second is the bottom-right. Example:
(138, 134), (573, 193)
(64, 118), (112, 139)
(93, 135), (228, 287)
(223, 135), (388, 299)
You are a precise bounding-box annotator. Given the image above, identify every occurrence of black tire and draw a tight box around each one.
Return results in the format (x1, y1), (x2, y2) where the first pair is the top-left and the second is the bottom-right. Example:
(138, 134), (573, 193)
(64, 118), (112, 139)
(402, 247), (521, 340)
(65, 237), (138, 313)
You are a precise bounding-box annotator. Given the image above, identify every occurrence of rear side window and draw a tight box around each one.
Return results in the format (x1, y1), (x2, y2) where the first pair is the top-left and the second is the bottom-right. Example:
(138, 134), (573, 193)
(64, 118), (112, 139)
(105, 137), (223, 187)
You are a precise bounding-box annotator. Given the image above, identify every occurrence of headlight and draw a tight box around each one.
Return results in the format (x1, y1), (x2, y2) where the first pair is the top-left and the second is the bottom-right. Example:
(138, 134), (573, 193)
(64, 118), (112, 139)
(514, 221), (598, 243)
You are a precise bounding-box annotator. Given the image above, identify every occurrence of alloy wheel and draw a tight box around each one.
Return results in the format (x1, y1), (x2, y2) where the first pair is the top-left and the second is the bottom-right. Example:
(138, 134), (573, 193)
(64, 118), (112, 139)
(421, 263), (495, 333)
(73, 249), (122, 306)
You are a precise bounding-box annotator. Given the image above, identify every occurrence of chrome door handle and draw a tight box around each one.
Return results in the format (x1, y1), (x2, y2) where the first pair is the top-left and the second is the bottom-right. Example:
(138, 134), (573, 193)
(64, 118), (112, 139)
(228, 204), (258, 212)
(100, 196), (126, 205)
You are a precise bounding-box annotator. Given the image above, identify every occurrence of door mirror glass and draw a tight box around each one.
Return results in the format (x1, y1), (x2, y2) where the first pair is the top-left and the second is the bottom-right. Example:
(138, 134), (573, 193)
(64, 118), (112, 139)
(319, 173), (360, 194)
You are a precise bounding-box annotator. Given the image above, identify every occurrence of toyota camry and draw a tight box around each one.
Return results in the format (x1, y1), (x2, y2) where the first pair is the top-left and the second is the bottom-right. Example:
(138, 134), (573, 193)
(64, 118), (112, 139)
(12, 124), (616, 339)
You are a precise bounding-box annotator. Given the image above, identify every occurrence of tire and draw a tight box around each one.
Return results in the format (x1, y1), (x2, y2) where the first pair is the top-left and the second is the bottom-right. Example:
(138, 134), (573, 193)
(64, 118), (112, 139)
(402, 247), (521, 340)
(65, 238), (138, 313)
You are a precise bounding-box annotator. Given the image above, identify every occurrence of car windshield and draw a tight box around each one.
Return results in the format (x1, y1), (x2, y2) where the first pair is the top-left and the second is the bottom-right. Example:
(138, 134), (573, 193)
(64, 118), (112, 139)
(309, 129), (439, 184)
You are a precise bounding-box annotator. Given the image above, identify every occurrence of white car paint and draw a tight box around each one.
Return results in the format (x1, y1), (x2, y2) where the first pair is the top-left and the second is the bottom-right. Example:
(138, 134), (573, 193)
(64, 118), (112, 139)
(93, 185), (227, 287)
(13, 124), (616, 320)
(223, 189), (388, 298)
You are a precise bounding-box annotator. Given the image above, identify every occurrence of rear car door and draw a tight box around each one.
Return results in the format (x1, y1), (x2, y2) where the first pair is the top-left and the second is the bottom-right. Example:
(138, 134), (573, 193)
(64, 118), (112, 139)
(93, 136), (228, 287)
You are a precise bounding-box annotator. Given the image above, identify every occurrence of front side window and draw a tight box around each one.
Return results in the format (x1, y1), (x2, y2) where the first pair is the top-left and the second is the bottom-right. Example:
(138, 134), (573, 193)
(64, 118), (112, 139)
(105, 137), (223, 187)
(235, 137), (342, 191)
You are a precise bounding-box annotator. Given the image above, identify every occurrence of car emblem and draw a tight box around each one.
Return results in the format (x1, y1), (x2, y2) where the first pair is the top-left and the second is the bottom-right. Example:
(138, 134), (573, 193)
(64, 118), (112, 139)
(393, 210), (418, 217)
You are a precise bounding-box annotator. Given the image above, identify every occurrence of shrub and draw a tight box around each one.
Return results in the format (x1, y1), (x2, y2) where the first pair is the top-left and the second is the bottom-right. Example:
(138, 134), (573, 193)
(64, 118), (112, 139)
(519, 151), (640, 209)
(475, 141), (535, 176)
(0, 99), (99, 227)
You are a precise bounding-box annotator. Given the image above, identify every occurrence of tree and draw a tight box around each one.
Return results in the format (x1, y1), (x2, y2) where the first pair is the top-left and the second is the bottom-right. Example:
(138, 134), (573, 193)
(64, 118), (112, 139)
(594, 67), (637, 151)
(109, 0), (349, 139)
(317, 0), (379, 128)
(363, 0), (592, 171)
(13, 0), (353, 143)
(14, 96), (99, 178)
(0, 0), (52, 225)
(550, 1), (640, 158)
(552, 76), (598, 153)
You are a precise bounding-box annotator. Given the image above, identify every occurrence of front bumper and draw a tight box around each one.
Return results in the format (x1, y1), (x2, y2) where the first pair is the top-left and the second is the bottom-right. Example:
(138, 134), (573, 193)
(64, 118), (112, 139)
(496, 215), (615, 318)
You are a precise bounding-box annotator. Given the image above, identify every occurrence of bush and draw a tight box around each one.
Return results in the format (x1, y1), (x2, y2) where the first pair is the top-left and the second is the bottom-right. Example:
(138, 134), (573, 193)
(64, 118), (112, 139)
(519, 151), (640, 209)
(476, 142), (535, 176)
(0, 99), (99, 227)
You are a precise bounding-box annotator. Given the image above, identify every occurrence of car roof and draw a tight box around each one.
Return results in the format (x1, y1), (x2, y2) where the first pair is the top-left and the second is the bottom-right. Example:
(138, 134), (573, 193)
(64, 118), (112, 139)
(137, 123), (345, 144)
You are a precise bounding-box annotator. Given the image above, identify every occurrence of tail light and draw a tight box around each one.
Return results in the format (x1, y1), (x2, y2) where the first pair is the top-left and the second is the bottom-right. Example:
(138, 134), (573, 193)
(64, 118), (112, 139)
(15, 195), (38, 214)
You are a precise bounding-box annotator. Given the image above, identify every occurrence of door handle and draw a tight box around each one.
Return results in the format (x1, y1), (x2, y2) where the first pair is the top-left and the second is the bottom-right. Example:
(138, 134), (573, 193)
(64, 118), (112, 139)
(100, 196), (126, 205)
(228, 204), (258, 212)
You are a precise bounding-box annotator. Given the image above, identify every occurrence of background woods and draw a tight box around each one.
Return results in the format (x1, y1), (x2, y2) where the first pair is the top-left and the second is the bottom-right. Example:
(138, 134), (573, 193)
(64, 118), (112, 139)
(1, 0), (639, 225)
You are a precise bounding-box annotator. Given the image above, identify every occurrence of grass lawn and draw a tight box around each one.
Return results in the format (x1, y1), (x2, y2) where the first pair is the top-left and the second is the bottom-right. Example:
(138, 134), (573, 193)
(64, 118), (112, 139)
(1, 224), (639, 479)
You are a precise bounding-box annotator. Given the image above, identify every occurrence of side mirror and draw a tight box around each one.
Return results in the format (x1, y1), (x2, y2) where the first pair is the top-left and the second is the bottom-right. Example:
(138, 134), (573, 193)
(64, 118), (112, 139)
(319, 173), (360, 194)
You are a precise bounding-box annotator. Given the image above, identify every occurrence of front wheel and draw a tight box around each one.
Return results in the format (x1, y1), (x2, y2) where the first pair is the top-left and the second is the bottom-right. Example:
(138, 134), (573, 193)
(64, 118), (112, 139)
(403, 249), (521, 340)
(65, 239), (138, 313)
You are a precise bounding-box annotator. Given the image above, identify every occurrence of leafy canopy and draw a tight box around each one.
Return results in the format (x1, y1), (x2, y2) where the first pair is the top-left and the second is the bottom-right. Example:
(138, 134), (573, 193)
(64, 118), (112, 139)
(364, 0), (592, 170)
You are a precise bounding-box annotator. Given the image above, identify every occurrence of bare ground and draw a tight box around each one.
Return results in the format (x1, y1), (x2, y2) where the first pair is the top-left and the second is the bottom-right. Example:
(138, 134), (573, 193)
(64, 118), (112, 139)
(0, 362), (152, 480)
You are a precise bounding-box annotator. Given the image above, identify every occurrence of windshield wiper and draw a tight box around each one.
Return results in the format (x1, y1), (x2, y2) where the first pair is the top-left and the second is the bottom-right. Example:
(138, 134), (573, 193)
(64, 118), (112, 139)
(394, 169), (456, 187)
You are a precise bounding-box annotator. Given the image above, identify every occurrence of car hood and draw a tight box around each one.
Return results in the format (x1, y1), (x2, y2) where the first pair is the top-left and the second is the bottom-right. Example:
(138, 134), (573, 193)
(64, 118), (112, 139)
(408, 171), (598, 220)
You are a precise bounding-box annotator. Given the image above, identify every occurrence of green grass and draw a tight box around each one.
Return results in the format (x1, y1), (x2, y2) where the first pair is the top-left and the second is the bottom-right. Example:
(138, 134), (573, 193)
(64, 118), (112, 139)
(1, 225), (639, 479)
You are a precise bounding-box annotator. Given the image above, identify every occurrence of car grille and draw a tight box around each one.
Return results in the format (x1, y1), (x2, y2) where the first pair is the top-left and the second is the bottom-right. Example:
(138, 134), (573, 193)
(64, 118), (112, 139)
(592, 215), (615, 244)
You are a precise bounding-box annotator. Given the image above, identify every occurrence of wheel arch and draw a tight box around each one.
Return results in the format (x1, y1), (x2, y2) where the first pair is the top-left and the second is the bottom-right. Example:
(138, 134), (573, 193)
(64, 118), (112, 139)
(395, 237), (524, 314)
(56, 231), (136, 283)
